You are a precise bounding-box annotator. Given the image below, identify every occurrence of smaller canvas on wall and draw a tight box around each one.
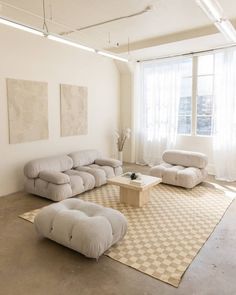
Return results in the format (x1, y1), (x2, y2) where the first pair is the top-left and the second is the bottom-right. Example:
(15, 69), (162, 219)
(7, 78), (48, 144)
(60, 84), (88, 137)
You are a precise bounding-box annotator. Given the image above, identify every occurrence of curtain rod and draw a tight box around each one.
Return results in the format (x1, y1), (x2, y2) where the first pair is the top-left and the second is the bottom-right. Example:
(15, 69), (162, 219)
(136, 43), (236, 63)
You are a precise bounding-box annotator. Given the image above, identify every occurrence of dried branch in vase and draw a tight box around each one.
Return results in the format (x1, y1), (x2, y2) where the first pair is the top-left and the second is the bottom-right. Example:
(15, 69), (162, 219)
(115, 128), (131, 151)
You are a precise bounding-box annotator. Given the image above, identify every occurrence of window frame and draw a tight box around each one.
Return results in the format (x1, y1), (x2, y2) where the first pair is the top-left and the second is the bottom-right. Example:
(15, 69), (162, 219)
(177, 60), (193, 136)
(178, 54), (214, 137)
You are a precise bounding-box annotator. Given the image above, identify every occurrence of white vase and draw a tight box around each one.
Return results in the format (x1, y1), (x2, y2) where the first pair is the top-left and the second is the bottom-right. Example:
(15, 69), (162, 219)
(118, 151), (123, 162)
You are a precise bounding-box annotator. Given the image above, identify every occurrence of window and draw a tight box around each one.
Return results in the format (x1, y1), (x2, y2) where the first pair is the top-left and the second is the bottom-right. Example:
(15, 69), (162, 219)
(196, 55), (214, 136)
(178, 59), (192, 134)
(177, 53), (214, 136)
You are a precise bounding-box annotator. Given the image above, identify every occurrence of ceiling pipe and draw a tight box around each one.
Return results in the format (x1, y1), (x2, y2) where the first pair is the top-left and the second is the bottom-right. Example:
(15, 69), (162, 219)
(60, 5), (155, 36)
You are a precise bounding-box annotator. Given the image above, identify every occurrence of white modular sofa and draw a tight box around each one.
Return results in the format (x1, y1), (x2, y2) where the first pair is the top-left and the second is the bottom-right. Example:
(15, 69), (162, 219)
(24, 150), (122, 201)
(150, 150), (208, 189)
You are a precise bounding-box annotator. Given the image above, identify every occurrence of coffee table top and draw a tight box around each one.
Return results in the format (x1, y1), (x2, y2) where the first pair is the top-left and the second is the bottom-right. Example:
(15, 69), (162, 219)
(107, 173), (162, 191)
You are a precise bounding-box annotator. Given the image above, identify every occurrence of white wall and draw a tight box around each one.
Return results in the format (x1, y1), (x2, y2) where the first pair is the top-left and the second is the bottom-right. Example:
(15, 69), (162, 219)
(116, 61), (135, 163)
(120, 73), (132, 161)
(0, 26), (120, 196)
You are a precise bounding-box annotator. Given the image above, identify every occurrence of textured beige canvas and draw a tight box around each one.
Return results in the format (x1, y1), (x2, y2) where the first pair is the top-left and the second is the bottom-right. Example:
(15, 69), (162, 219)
(60, 84), (88, 137)
(20, 183), (234, 287)
(7, 78), (48, 144)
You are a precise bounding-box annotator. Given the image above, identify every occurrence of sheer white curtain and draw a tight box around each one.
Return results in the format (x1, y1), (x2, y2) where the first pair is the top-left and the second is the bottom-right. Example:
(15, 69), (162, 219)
(135, 58), (183, 165)
(213, 48), (236, 181)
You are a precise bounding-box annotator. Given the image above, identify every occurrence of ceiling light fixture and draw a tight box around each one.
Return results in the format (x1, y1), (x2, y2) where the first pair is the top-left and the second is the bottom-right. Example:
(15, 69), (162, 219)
(215, 20), (236, 42)
(97, 50), (129, 62)
(196, 0), (236, 42)
(0, 16), (44, 36)
(196, 0), (222, 22)
(47, 34), (96, 52)
(0, 16), (129, 62)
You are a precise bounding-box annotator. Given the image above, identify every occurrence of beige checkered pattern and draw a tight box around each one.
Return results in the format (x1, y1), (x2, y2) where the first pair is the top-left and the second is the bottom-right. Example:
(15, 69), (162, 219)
(19, 208), (41, 223)
(20, 183), (234, 287)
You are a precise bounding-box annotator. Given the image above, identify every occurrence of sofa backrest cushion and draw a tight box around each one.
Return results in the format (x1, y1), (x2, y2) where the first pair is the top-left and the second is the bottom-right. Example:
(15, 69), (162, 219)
(68, 150), (101, 167)
(24, 155), (73, 179)
(95, 158), (122, 168)
(162, 150), (208, 169)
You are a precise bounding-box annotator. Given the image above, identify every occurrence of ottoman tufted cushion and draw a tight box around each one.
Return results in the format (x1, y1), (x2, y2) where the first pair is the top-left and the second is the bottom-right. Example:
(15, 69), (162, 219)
(34, 199), (127, 259)
(150, 163), (207, 189)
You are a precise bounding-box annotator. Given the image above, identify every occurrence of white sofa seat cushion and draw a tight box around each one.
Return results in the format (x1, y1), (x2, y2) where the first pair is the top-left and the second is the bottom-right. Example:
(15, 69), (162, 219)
(75, 166), (106, 187)
(25, 178), (73, 202)
(34, 199), (127, 259)
(65, 170), (95, 193)
(114, 166), (123, 176)
(177, 167), (207, 189)
(88, 164), (115, 179)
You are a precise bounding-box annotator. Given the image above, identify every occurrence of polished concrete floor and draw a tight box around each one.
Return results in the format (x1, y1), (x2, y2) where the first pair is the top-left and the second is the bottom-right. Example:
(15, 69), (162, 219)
(1, 164), (236, 295)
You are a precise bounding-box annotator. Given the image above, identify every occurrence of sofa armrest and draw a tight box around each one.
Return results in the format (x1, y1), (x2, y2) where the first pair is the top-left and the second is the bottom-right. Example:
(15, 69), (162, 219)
(95, 158), (122, 168)
(39, 170), (70, 185)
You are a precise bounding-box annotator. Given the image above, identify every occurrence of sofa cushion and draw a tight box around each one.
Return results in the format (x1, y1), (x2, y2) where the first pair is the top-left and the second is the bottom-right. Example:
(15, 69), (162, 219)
(177, 167), (207, 189)
(150, 163), (207, 189)
(75, 166), (107, 187)
(24, 155), (73, 179)
(162, 150), (208, 169)
(114, 166), (123, 176)
(68, 150), (101, 167)
(39, 170), (70, 185)
(65, 170), (95, 192)
(95, 158), (122, 168)
(24, 178), (73, 202)
(88, 164), (115, 179)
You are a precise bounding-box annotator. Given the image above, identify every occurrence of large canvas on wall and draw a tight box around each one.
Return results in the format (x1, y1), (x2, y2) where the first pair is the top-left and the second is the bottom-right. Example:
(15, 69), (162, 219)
(7, 78), (48, 144)
(60, 84), (88, 137)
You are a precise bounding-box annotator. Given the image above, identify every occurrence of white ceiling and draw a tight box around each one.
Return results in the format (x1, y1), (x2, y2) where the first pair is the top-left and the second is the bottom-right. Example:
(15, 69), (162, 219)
(1, 0), (236, 60)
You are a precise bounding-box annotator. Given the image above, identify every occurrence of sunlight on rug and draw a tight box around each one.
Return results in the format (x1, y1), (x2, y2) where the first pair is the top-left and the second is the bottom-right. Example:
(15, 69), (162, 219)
(19, 183), (235, 287)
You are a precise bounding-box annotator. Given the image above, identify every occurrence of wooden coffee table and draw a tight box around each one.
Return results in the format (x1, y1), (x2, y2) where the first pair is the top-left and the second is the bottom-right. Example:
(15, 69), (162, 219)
(107, 174), (162, 207)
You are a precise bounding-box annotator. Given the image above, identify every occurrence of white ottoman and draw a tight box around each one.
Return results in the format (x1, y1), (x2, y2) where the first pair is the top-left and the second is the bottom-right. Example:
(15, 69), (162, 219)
(34, 199), (127, 259)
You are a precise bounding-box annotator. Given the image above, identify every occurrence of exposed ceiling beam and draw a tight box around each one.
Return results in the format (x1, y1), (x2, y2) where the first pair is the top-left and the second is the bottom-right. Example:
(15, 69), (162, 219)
(108, 19), (236, 53)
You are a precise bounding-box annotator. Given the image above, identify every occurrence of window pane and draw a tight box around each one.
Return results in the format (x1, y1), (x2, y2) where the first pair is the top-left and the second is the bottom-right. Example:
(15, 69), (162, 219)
(198, 54), (214, 75)
(178, 116), (191, 134)
(198, 76), (213, 96)
(197, 116), (212, 135)
(180, 77), (192, 97)
(181, 58), (192, 76)
(179, 96), (191, 115)
(197, 95), (213, 115)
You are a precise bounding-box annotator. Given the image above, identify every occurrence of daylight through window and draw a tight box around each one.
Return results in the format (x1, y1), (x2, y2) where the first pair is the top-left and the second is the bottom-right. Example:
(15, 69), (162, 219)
(178, 53), (214, 136)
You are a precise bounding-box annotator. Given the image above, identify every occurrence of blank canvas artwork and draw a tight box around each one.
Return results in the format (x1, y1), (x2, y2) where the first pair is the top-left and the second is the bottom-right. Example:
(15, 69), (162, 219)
(7, 78), (48, 144)
(60, 84), (88, 137)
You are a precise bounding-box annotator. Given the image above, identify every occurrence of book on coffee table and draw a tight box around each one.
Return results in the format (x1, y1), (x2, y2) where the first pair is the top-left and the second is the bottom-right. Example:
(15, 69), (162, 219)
(130, 179), (144, 186)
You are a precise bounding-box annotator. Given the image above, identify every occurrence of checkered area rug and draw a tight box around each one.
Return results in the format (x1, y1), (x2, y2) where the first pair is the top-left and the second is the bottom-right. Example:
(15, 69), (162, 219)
(19, 183), (234, 287)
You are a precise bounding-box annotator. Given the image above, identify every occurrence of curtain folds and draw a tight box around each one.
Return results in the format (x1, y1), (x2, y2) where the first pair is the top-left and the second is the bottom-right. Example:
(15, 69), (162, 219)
(213, 48), (236, 181)
(135, 59), (183, 166)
